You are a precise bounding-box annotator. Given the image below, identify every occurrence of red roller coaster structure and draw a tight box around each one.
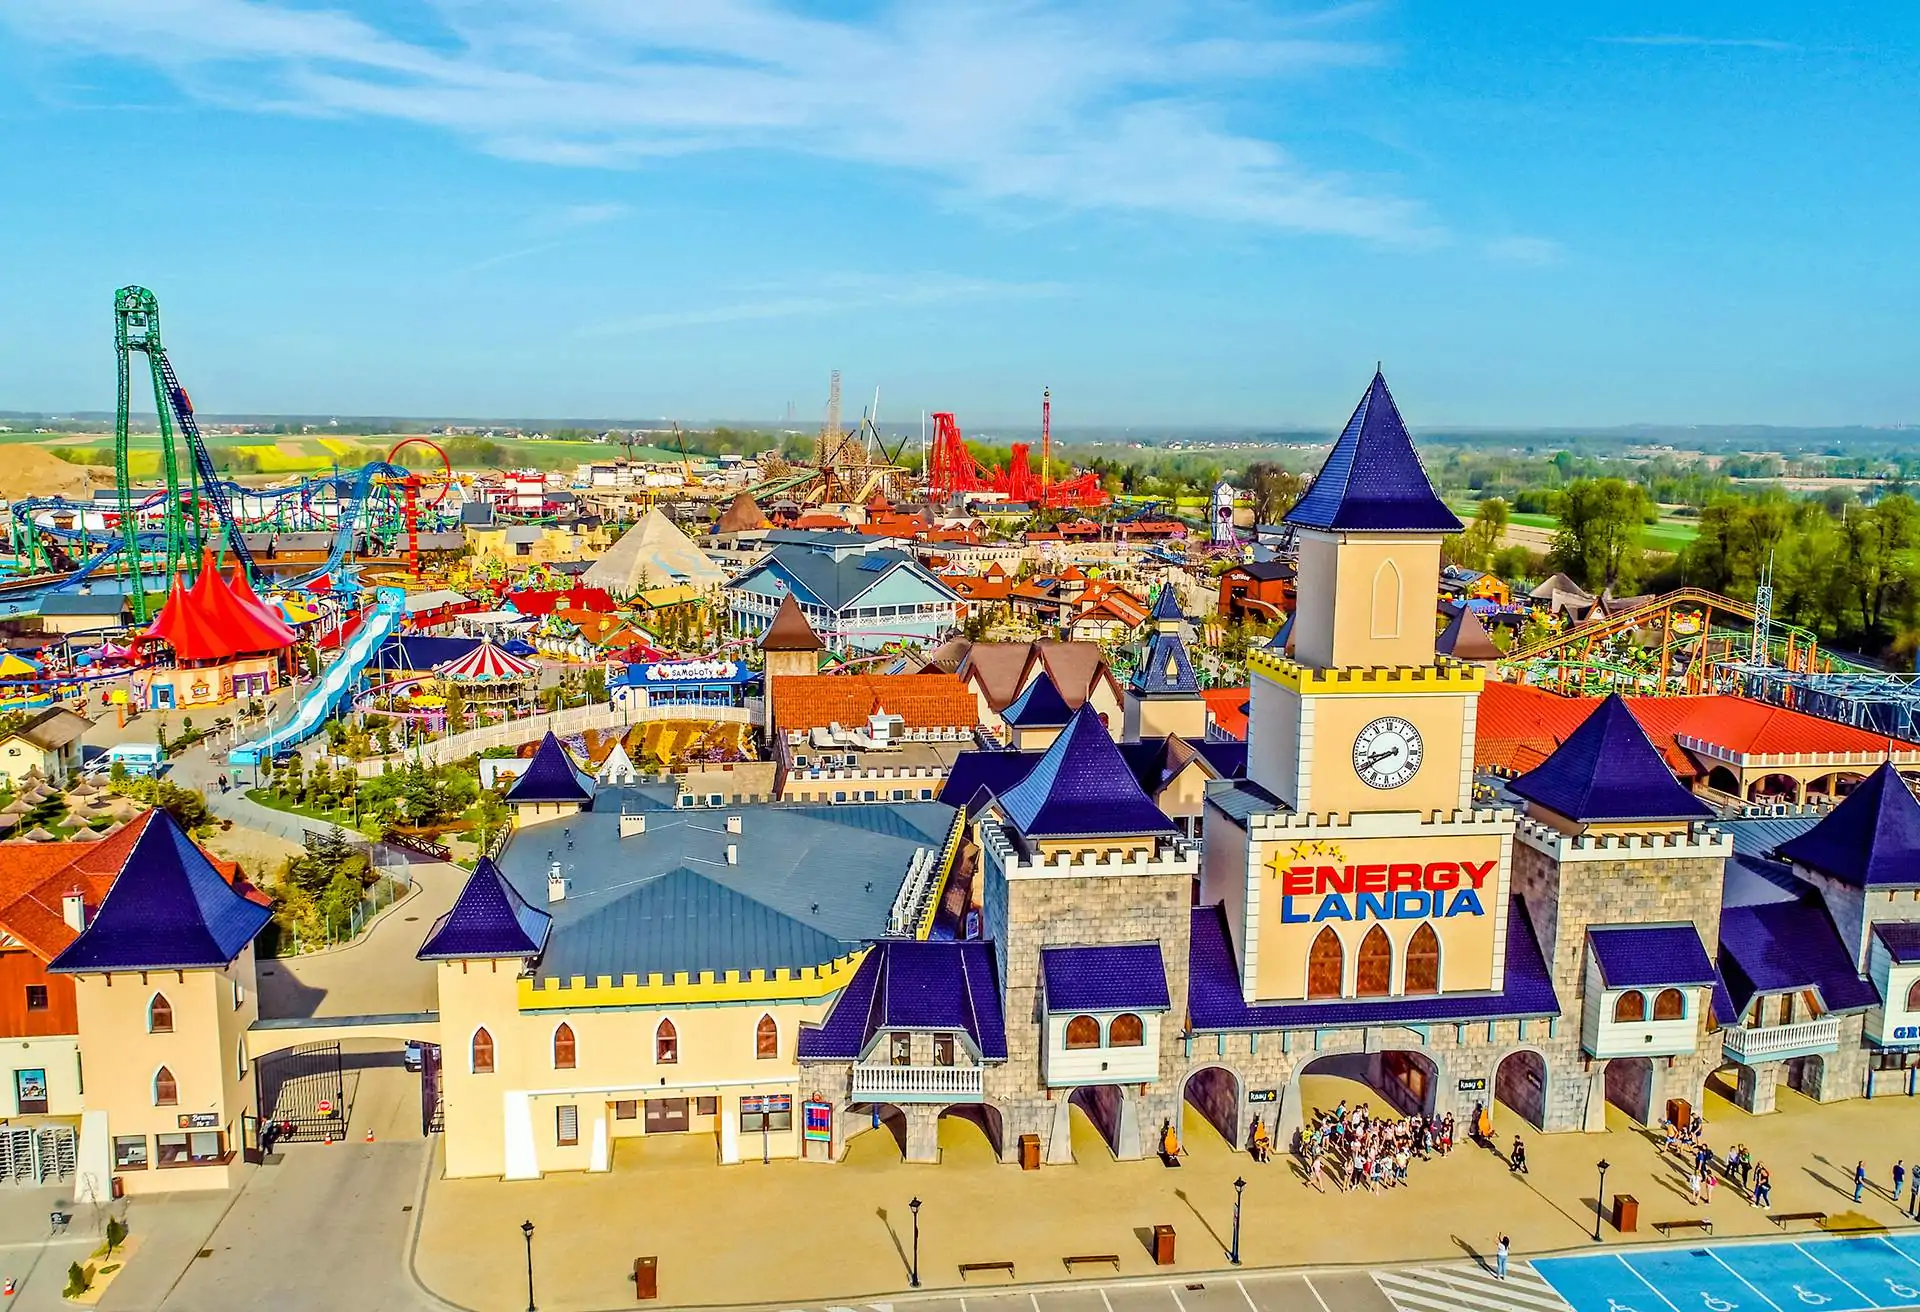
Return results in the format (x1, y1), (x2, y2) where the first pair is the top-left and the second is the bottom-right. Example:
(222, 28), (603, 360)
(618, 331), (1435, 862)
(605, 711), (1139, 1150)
(926, 409), (1106, 508)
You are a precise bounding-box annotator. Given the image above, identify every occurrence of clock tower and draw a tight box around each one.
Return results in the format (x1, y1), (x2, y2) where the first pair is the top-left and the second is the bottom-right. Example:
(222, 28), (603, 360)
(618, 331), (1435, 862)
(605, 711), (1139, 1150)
(1209, 371), (1515, 1006)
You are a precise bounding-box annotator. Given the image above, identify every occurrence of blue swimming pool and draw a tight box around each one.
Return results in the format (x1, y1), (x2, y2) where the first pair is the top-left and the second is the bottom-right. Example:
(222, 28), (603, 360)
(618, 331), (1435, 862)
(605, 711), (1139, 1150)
(1536, 1233), (1920, 1311)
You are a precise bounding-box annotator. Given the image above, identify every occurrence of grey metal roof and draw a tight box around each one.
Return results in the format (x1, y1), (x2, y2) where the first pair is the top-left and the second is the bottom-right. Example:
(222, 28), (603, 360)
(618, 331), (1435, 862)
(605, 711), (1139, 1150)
(497, 788), (955, 982)
(1205, 777), (1287, 827)
(39, 594), (124, 616)
(734, 543), (954, 612)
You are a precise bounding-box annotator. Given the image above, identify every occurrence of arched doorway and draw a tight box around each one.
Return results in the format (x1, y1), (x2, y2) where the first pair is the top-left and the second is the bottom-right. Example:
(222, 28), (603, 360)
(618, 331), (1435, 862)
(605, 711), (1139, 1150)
(1494, 1050), (1547, 1130)
(1183, 1067), (1241, 1148)
(1068, 1085), (1124, 1158)
(1705, 766), (1740, 796)
(1785, 1054), (1825, 1100)
(843, 1102), (907, 1160)
(1748, 773), (1800, 804)
(1604, 1057), (1654, 1123)
(1296, 1050), (1437, 1120)
(938, 1104), (1002, 1164)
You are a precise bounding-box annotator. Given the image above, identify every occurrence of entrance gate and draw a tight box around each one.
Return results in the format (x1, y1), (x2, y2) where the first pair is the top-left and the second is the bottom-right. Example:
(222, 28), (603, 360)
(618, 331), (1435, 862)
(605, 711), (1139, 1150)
(420, 1042), (443, 1135)
(256, 1041), (348, 1141)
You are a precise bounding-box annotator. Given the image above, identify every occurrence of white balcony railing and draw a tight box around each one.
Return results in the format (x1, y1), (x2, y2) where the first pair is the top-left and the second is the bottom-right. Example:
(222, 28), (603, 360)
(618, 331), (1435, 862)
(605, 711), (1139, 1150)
(1721, 1016), (1841, 1063)
(851, 1063), (984, 1103)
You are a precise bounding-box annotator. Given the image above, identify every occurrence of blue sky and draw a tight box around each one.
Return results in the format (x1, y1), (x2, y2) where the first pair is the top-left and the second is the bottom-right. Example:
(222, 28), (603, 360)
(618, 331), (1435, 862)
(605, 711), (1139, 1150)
(2, 1), (1915, 428)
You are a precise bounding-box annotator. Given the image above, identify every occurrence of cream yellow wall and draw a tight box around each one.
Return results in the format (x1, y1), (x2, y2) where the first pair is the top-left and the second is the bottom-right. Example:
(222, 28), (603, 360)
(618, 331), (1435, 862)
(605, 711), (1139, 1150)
(0, 1037), (81, 1116)
(1124, 692), (1208, 743)
(1291, 531), (1443, 671)
(1250, 828), (1510, 1002)
(71, 952), (257, 1196)
(1302, 691), (1472, 817)
(437, 959), (830, 1179)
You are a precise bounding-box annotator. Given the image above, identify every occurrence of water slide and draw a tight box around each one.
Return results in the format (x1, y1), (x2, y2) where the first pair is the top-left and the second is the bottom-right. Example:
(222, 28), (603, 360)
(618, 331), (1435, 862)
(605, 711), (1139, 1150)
(228, 587), (406, 767)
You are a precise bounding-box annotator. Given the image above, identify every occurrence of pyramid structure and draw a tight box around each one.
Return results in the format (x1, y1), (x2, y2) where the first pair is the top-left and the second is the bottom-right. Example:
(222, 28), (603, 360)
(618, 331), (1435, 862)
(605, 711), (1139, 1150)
(581, 509), (724, 595)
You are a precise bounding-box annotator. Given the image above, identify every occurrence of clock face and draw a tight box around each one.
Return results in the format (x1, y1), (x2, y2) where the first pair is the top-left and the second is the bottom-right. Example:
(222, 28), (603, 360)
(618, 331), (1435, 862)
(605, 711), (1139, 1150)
(1353, 716), (1424, 789)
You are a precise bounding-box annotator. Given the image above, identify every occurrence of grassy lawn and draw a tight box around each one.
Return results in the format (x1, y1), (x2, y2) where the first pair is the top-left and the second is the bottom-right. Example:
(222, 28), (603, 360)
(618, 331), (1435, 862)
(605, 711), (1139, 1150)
(245, 788), (365, 829)
(1449, 498), (1699, 551)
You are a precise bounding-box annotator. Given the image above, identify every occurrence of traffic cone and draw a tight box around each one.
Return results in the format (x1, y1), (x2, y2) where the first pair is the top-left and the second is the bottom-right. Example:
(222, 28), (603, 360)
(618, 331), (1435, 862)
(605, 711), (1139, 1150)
(365, 1129), (375, 1142)
(4, 1275), (16, 1295)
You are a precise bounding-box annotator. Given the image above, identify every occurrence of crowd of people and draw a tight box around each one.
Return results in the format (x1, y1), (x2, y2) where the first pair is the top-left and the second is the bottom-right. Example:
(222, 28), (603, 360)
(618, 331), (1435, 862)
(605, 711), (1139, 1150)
(1283, 1099), (1460, 1192)
(1663, 1112), (1773, 1209)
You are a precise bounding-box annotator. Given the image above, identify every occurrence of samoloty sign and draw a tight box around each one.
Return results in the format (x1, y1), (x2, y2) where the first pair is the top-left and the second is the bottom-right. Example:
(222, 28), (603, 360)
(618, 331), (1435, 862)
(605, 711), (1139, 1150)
(1276, 859), (1496, 923)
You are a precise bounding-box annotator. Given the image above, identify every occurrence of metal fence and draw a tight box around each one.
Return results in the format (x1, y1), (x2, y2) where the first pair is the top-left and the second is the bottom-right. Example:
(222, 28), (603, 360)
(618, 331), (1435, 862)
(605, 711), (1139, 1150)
(339, 701), (753, 775)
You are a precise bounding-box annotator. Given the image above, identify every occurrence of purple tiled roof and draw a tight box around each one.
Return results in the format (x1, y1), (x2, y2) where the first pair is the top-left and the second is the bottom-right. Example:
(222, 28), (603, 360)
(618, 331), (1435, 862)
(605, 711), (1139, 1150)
(993, 704), (1176, 840)
(1716, 895), (1880, 1017)
(1131, 630), (1200, 697)
(1587, 924), (1716, 988)
(504, 732), (594, 804)
(1042, 943), (1171, 1012)
(1188, 897), (1559, 1030)
(1191, 740), (1249, 778)
(796, 939), (1006, 1061)
(938, 748), (1042, 810)
(1509, 694), (1711, 823)
(417, 857), (553, 960)
(1283, 371), (1462, 534)
(1776, 763), (1920, 888)
(48, 810), (272, 973)
(1873, 922), (1920, 964)
(1002, 672), (1074, 728)
(1151, 586), (1184, 622)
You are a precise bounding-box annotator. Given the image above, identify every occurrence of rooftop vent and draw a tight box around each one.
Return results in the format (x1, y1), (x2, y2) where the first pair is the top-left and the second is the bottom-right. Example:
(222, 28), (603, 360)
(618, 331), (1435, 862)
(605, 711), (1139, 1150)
(547, 860), (567, 904)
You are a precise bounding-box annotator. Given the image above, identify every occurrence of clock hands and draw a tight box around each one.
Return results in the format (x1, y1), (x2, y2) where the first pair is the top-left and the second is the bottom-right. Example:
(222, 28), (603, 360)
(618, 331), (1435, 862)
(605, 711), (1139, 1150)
(1360, 746), (1402, 767)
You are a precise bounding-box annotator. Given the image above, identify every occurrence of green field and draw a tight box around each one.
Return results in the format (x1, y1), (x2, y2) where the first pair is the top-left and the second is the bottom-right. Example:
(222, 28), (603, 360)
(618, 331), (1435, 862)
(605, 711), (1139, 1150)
(1450, 500), (1698, 553)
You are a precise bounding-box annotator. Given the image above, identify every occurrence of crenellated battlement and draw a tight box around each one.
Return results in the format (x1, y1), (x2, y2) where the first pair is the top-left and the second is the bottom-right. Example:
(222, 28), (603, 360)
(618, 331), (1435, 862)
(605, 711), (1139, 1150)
(980, 820), (1199, 881)
(1247, 649), (1484, 694)
(1516, 816), (1732, 863)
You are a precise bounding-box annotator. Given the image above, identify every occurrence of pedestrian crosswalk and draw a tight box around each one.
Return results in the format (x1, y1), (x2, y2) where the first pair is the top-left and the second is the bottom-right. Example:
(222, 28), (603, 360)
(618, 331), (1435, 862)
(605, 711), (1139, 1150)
(1375, 1260), (1569, 1312)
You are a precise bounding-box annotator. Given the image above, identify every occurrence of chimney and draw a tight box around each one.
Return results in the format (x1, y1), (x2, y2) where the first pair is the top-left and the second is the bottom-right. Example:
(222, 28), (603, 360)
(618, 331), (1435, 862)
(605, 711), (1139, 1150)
(61, 890), (86, 932)
(725, 844), (738, 866)
(725, 814), (742, 835)
(619, 812), (648, 839)
(547, 859), (567, 904)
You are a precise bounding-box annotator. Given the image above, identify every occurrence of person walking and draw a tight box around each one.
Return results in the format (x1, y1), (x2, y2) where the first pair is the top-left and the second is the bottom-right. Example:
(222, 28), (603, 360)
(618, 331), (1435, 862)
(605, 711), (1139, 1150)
(1703, 1169), (1717, 1205)
(1754, 1164), (1772, 1210)
(1855, 1160), (1869, 1204)
(1688, 1167), (1704, 1205)
(1495, 1235), (1510, 1282)
(1894, 1160), (1906, 1204)
(1510, 1135), (1529, 1174)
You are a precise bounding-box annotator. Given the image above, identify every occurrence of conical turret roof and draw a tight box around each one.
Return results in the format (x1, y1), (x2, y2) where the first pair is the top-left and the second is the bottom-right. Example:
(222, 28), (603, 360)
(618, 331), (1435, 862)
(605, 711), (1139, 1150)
(1777, 762), (1920, 888)
(1285, 371), (1461, 533)
(1508, 694), (1710, 823)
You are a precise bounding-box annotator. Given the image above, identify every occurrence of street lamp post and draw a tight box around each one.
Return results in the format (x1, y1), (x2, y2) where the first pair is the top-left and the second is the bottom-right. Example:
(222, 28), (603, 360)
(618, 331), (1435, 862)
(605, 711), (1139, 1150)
(1593, 1160), (1611, 1242)
(1230, 1176), (1246, 1266)
(909, 1197), (922, 1288)
(521, 1219), (537, 1311)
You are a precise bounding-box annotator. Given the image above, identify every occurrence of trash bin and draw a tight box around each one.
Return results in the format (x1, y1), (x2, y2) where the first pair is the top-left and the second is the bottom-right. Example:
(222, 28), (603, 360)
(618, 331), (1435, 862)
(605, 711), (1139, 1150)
(634, 1256), (658, 1301)
(110, 1176), (124, 1201)
(1019, 1133), (1041, 1171)
(1153, 1224), (1176, 1266)
(1612, 1194), (1638, 1233)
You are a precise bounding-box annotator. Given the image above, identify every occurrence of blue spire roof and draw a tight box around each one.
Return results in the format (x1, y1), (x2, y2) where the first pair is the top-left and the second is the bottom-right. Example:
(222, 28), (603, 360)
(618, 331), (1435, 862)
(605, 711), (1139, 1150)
(49, 810), (272, 973)
(1777, 762), (1920, 888)
(993, 704), (1176, 840)
(505, 732), (594, 804)
(1151, 586), (1183, 623)
(418, 857), (553, 960)
(1509, 695), (1711, 823)
(1003, 671), (1074, 728)
(1284, 371), (1462, 534)
(1267, 614), (1293, 650)
(1131, 630), (1200, 697)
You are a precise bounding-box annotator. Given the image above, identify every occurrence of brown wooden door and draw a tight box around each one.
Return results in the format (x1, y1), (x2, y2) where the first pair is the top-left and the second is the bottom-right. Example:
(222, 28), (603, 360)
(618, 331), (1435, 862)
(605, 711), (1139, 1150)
(644, 1098), (689, 1133)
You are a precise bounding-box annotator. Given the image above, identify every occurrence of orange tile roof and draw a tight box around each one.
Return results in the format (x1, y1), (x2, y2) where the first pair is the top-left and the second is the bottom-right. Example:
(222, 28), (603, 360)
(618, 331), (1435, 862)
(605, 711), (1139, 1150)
(772, 673), (980, 733)
(1475, 682), (1920, 777)
(0, 811), (261, 961)
(1201, 688), (1250, 740)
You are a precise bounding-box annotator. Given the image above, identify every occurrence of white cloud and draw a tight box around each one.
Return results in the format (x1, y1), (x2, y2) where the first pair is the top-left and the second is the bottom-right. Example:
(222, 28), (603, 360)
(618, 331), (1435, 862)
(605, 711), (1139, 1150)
(0, 0), (1437, 243)
(569, 272), (1072, 337)
(1482, 235), (1562, 266)
(1596, 35), (1797, 52)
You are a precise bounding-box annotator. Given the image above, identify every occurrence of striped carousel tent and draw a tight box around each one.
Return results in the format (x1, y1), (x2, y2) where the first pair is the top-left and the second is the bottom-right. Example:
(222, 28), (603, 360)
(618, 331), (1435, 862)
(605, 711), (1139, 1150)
(433, 640), (536, 685)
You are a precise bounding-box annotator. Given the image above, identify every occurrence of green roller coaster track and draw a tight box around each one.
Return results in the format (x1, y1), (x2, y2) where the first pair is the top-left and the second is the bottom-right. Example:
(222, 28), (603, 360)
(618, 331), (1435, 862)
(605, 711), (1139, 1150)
(115, 286), (198, 623)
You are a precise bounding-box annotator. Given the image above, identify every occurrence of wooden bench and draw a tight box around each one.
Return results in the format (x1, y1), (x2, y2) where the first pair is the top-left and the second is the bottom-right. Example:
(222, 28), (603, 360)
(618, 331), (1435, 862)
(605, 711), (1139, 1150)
(1064, 1254), (1121, 1272)
(1770, 1211), (1828, 1230)
(1653, 1219), (1714, 1236)
(959, 1261), (1016, 1281)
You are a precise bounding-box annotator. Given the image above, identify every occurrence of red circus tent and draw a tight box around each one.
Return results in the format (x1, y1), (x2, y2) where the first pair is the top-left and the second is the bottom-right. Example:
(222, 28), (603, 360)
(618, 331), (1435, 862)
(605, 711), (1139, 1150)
(144, 552), (297, 662)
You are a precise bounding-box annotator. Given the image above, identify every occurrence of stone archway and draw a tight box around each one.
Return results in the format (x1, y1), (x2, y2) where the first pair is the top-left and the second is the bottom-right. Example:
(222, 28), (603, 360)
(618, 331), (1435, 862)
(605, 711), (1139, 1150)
(1182, 1066), (1242, 1148)
(937, 1103), (1003, 1164)
(1295, 1049), (1438, 1121)
(1705, 766), (1740, 796)
(1068, 1085), (1125, 1158)
(1495, 1049), (1548, 1130)
(1748, 773), (1800, 804)
(1604, 1057), (1654, 1123)
(1785, 1054), (1825, 1100)
(841, 1102), (907, 1161)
